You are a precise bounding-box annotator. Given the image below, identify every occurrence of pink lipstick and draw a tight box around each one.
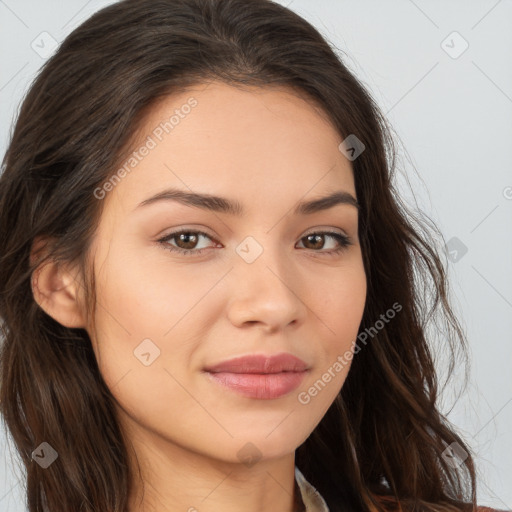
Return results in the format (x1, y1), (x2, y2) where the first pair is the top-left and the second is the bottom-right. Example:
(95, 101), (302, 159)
(203, 353), (309, 399)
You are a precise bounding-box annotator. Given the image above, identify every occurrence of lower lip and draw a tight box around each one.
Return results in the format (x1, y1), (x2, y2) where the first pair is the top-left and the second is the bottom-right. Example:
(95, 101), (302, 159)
(205, 371), (308, 399)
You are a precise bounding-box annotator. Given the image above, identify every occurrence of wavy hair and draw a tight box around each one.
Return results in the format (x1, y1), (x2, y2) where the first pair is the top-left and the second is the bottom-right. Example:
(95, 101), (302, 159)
(0, 0), (478, 510)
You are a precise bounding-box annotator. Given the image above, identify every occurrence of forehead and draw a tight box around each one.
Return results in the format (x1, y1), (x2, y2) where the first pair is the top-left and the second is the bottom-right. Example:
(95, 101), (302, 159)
(103, 81), (355, 212)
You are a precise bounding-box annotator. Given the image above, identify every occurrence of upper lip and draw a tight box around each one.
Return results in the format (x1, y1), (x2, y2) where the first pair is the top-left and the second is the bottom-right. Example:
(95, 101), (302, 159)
(204, 353), (309, 374)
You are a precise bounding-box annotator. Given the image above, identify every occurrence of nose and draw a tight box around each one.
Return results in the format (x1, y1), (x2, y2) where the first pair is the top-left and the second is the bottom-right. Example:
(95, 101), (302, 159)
(225, 238), (306, 333)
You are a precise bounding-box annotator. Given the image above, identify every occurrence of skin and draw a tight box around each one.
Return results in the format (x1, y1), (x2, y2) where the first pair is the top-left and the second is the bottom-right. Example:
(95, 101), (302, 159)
(32, 81), (367, 512)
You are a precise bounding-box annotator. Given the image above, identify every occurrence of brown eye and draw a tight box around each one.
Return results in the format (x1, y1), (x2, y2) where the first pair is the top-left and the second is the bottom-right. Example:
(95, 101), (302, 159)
(297, 231), (352, 255)
(158, 230), (217, 255)
(302, 233), (325, 250)
(173, 232), (200, 250)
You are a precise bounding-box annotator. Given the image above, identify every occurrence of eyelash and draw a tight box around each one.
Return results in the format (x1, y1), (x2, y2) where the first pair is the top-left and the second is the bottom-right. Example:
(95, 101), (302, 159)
(156, 229), (353, 257)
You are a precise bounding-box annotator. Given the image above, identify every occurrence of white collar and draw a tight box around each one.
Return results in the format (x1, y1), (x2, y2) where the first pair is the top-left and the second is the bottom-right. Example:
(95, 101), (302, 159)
(294, 466), (330, 512)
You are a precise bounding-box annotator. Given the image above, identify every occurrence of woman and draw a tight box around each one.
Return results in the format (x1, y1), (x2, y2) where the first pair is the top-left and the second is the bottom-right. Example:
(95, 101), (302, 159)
(0, 0), (504, 511)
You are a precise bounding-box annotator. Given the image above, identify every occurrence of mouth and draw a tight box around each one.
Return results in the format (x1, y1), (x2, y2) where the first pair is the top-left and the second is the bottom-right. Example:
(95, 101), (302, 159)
(203, 352), (310, 399)
(204, 370), (309, 399)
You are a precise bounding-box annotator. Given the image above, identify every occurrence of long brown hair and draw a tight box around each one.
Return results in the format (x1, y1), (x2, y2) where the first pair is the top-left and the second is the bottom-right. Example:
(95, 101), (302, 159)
(0, 0), (478, 510)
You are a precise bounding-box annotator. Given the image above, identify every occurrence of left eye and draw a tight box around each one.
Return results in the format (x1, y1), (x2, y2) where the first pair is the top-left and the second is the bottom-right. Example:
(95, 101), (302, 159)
(158, 230), (218, 255)
(157, 229), (352, 256)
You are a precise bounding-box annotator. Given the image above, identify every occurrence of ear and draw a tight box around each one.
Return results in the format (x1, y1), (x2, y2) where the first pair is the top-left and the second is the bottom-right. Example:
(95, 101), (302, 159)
(30, 236), (87, 329)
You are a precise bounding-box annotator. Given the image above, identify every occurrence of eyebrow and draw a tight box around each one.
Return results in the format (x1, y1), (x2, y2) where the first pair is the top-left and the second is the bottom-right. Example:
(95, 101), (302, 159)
(135, 187), (360, 215)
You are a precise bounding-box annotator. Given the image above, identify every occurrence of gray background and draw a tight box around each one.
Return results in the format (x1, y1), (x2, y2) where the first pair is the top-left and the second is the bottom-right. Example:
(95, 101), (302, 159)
(1, 0), (511, 510)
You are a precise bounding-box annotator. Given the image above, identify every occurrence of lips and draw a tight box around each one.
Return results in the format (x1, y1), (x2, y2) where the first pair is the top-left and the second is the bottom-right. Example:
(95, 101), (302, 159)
(203, 353), (310, 399)
(203, 353), (309, 374)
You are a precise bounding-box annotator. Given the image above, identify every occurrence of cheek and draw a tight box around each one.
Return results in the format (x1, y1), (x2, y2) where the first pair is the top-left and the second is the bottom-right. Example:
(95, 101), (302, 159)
(331, 276), (366, 344)
(316, 259), (367, 341)
(88, 240), (227, 396)
(87, 250), (199, 431)
(303, 260), (366, 393)
(92, 240), (213, 336)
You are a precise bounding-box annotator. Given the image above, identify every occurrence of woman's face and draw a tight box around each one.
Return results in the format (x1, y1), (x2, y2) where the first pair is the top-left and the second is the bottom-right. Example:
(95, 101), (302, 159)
(87, 81), (367, 466)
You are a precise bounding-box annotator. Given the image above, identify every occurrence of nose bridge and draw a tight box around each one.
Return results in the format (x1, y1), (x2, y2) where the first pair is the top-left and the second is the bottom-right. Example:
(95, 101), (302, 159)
(234, 231), (290, 285)
(227, 231), (304, 328)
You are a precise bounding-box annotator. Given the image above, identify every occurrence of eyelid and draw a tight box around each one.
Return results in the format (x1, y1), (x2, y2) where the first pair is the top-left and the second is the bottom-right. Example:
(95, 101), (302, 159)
(156, 225), (349, 242)
(156, 228), (215, 245)
(302, 226), (348, 237)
